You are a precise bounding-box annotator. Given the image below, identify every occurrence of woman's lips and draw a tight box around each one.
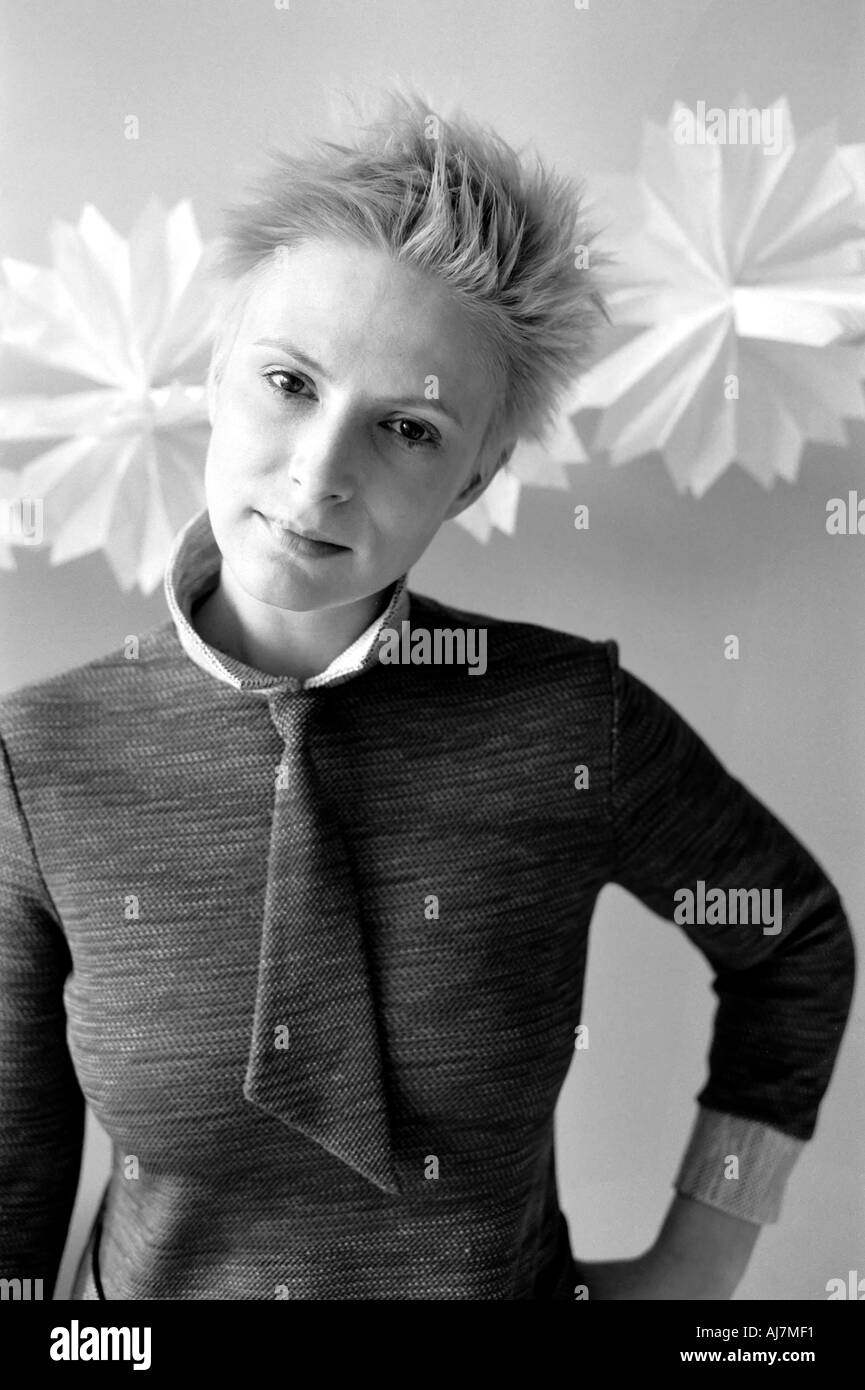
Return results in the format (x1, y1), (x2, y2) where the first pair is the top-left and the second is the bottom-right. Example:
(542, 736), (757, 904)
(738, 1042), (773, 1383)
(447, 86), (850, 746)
(256, 511), (349, 558)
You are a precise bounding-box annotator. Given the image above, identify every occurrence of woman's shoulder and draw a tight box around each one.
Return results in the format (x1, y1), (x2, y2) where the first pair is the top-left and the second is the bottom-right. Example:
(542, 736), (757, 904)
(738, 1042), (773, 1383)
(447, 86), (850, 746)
(407, 586), (617, 669)
(0, 618), (182, 743)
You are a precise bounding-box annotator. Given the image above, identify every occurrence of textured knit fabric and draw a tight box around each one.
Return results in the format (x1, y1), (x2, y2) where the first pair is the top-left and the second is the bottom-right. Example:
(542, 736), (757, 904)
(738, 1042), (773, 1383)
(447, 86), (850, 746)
(0, 508), (855, 1300)
(244, 689), (400, 1193)
(673, 1106), (803, 1224)
(167, 512), (811, 1224)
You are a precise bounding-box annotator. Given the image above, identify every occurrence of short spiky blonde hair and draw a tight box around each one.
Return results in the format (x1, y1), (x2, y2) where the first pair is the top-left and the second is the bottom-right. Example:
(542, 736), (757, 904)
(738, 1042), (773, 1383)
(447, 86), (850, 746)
(206, 88), (608, 463)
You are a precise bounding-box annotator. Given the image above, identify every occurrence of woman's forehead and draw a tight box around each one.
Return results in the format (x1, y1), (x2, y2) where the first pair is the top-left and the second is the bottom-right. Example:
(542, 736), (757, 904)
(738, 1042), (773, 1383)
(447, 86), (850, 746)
(235, 242), (500, 414)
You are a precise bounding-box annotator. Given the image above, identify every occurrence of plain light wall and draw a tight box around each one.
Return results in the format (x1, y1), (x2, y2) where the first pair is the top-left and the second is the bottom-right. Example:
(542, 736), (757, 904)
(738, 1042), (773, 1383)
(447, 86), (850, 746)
(0, 0), (862, 1301)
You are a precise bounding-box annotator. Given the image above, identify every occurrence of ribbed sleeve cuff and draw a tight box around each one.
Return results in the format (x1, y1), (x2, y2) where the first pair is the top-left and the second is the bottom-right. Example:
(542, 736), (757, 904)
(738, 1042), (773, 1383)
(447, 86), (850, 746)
(673, 1106), (804, 1224)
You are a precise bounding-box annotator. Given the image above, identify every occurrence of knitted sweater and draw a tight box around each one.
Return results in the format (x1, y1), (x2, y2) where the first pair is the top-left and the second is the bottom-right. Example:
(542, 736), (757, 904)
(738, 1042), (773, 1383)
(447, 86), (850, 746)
(0, 508), (854, 1300)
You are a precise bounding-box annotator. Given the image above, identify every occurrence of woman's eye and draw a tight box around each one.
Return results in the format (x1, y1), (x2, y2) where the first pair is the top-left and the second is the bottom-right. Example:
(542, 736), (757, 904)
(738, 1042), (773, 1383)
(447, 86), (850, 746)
(385, 418), (439, 449)
(260, 375), (438, 450)
(263, 370), (310, 398)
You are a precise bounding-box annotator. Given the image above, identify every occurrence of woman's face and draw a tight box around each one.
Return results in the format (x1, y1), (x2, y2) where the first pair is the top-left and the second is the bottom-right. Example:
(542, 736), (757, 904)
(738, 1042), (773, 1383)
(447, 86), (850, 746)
(204, 236), (509, 614)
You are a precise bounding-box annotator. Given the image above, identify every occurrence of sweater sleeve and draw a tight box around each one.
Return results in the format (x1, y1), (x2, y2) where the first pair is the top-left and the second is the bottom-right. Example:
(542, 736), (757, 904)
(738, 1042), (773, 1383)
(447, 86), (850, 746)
(603, 642), (855, 1218)
(0, 725), (85, 1293)
(673, 1104), (803, 1223)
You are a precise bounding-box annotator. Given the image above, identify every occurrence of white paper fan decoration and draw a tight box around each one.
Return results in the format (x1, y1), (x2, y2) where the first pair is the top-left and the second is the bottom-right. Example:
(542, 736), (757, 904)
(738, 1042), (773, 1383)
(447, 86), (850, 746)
(574, 96), (865, 496)
(453, 394), (589, 542)
(0, 199), (220, 591)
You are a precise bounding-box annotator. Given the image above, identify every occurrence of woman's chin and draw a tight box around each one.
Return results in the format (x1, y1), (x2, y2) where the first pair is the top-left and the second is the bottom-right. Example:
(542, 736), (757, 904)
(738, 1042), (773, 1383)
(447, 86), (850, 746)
(231, 552), (351, 611)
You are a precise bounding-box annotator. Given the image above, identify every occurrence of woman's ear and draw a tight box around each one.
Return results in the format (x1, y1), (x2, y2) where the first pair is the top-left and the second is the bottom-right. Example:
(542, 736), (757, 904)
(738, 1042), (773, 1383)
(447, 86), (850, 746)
(443, 437), (518, 521)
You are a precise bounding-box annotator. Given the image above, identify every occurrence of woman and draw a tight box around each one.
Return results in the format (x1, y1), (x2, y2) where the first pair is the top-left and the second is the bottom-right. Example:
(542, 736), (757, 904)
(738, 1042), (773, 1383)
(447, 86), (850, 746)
(0, 89), (854, 1300)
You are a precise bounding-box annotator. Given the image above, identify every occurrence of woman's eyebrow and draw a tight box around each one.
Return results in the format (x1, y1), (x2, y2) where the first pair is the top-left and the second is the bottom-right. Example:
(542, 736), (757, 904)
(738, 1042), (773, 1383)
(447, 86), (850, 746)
(252, 338), (332, 378)
(389, 395), (465, 430)
(250, 336), (465, 430)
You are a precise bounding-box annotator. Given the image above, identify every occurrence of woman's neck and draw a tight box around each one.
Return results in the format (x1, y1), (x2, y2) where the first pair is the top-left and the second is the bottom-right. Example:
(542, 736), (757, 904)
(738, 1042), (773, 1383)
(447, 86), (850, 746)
(192, 573), (391, 681)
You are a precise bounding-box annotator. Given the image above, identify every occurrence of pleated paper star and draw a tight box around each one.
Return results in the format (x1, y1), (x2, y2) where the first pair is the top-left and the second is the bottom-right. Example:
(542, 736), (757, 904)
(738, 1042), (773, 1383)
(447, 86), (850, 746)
(0, 199), (219, 591)
(453, 399), (589, 542)
(575, 96), (865, 495)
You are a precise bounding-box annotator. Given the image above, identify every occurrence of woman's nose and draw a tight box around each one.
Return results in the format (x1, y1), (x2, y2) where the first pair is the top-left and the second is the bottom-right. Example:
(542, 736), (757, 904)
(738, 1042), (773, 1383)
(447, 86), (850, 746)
(287, 412), (355, 500)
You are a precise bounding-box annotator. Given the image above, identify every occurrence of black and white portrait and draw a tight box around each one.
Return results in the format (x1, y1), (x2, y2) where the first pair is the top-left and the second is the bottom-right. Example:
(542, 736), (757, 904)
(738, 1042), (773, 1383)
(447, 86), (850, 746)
(0, 0), (861, 1339)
